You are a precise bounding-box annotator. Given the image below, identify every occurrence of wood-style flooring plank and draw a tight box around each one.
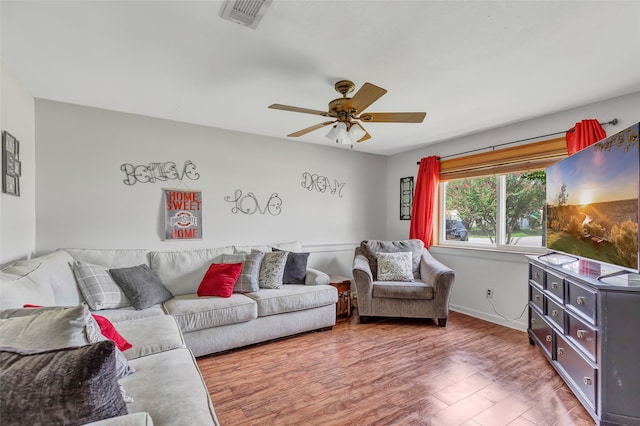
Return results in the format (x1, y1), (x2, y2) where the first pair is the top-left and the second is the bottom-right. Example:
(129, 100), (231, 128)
(196, 311), (592, 426)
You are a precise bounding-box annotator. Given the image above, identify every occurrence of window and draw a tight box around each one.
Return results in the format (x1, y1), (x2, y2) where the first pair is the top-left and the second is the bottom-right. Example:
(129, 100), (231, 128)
(437, 137), (565, 252)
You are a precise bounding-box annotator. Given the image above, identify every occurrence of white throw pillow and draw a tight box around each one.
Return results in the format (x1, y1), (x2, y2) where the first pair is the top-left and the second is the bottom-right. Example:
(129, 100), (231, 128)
(376, 252), (414, 282)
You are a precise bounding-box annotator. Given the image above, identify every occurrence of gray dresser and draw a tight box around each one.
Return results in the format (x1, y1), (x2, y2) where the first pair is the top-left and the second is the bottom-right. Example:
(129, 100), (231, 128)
(527, 254), (640, 426)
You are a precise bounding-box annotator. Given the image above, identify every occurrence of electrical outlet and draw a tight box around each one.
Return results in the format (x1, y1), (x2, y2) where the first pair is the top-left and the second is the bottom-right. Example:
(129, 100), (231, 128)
(486, 288), (493, 298)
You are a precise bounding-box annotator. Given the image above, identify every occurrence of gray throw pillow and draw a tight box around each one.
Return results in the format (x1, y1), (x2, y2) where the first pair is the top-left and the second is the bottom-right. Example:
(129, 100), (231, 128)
(273, 248), (309, 284)
(221, 252), (264, 293)
(109, 264), (173, 310)
(71, 260), (130, 310)
(258, 251), (288, 289)
(361, 239), (424, 280)
(0, 341), (128, 425)
(0, 304), (135, 380)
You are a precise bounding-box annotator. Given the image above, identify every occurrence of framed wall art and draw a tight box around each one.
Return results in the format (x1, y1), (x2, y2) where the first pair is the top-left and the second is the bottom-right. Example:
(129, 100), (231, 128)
(400, 176), (413, 220)
(2, 131), (21, 196)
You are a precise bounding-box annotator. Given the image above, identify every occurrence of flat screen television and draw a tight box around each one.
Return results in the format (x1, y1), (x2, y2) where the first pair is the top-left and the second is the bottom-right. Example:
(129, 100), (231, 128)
(545, 122), (639, 274)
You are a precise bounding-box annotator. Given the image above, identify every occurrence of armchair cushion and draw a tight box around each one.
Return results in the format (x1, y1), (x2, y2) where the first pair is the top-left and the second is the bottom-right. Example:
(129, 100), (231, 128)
(360, 239), (424, 280)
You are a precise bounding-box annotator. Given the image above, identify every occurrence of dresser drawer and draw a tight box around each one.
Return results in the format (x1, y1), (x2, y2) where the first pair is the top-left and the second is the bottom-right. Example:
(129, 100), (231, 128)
(567, 311), (598, 362)
(566, 280), (597, 324)
(530, 308), (553, 358)
(530, 264), (544, 287)
(545, 270), (564, 302)
(545, 296), (565, 333)
(556, 334), (597, 411)
(530, 284), (544, 313)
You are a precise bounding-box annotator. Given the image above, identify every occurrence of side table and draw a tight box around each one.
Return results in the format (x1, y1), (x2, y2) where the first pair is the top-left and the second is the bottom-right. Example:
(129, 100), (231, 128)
(329, 274), (352, 317)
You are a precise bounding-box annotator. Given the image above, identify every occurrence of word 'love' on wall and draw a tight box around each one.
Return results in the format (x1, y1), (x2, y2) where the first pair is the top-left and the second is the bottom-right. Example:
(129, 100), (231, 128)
(224, 190), (282, 216)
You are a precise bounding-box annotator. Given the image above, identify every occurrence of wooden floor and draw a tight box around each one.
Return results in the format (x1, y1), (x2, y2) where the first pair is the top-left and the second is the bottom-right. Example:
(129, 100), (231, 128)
(196, 310), (594, 426)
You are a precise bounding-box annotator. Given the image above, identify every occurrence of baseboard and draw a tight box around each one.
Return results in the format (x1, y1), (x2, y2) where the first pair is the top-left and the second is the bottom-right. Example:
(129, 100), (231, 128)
(450, 304), (527, 332)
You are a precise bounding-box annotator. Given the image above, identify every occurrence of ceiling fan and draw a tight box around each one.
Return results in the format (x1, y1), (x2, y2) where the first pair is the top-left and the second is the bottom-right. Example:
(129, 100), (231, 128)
(268, 80), (426, 145)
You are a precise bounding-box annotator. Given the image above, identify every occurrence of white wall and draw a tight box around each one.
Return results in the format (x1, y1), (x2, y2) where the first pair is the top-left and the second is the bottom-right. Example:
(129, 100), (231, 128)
(34, 100), (387, 275)
(386, 91), (640, 330)
(0, 62), (36, 265)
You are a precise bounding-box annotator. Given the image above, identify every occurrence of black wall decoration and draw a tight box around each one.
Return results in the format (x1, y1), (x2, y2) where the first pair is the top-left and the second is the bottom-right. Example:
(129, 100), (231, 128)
(301, 172), (345, 198)
(2, 131), (21, 196)
(121, 161), (200, 185)
(400, 176), (413, 220)
(224, 190), (283, 216)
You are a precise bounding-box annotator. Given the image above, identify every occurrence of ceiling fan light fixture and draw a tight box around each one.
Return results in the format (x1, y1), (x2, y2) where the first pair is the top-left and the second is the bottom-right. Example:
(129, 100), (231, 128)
(326, 122), (348, 143)
(348, 124), (366, 142)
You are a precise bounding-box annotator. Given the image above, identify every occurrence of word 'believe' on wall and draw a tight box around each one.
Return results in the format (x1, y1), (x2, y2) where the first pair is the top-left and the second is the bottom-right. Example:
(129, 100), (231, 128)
(121, 161), (199, 185)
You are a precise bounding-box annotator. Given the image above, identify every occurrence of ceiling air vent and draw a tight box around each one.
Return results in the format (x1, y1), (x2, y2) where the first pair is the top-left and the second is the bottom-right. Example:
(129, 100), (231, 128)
(220, 0), (273, 29)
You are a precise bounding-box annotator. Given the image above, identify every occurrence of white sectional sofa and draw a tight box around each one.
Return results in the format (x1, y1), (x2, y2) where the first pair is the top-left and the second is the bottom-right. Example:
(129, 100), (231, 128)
(0, 242), (338, 425)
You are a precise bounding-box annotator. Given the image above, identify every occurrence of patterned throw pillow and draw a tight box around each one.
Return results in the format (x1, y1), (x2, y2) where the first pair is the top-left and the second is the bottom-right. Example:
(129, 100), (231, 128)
(258, 251), (288, 289)
(71, 261), (130, 310)
(221, 252), (264, 293)
(376, 252), (414, 282)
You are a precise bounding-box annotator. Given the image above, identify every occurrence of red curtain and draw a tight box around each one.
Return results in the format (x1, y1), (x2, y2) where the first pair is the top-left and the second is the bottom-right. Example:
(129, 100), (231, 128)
(566, 119), (606, 155)
(409, 156), (440, 248)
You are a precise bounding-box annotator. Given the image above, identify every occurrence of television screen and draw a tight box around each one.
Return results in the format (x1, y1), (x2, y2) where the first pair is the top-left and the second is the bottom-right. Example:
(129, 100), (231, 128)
(546, 122), (639, 273)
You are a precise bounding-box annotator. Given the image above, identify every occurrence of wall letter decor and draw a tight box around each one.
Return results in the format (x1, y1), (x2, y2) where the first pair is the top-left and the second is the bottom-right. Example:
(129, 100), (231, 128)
(301, 172), (345, 198)
(121, 161), (199, 185)
(400, 176), (413, 220)
(224, 190), (282, 216)
(164, 189), (202, 240)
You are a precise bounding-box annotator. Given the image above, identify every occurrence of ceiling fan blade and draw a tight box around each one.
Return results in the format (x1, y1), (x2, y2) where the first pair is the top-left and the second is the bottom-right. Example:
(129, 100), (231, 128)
(358, 112), (426, 123)
(287, 121), (336, 137)
(353, 121), (371, 143)
(346, 83), (387, 113)
(269, 104), (332, 117)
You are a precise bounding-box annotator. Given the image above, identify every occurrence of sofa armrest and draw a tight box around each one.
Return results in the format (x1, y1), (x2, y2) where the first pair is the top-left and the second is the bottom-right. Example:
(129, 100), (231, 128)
(420, 249), (455, 317)
(305, 268), (330, 285)
(84, 412), (154, 426)
(352, 248), (374, 315)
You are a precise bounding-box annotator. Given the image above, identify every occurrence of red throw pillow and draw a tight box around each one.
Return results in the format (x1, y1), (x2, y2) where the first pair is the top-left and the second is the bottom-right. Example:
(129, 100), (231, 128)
(91, 313), (132, 352)
(198, 263), (243, 298)
(23, 304), (132, 352)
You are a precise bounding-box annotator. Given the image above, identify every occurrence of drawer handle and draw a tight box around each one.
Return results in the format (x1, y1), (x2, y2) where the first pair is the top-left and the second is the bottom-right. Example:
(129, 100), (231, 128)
(558, 347), (564, 355)
(551, 282), (558, 289)
(577, 330), (587, 339)
(551, 310), (559, 317)
(534, 272), (540, 279)
(531, 318), (537, 324)
(545, 335), (552, 342)
(534, 295), (541, 301)
(583, 377), (592, 386)
(577, 296), (585, 305)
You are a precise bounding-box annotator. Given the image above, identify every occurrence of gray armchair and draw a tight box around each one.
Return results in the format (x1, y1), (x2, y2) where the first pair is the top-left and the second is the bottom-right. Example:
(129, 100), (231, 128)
(352, 239), (455, 326)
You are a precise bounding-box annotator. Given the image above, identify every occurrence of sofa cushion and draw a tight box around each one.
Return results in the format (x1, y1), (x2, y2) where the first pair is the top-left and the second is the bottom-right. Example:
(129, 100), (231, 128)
(164, 294), (257, 333)
(361, 239), (424, 280)
(0, 250), (81, 308)
(258, 251), (288, 289)
(113, 316), (186, 361)
(122, 348), (218, 425)
(376, 252), (414, 282)
(110, 265), (173, 310)
(92, 304), (166, 323)
(85, 412), (154, 426)
(198, 263), (242, 298)
(0, 269), (57, 310)
(244, 284), (338, 317)
(64, 248), (151, 269)
(220, 252), (264, 293)
(233, 244), (272, 253)
(273, 248), (309, 284)
(372, 280), (434, 300)
(271, 240), (303, 252)
(149, 247), (234, 296)
(0, 341), (128, 426)
(72, 260), (131, 310)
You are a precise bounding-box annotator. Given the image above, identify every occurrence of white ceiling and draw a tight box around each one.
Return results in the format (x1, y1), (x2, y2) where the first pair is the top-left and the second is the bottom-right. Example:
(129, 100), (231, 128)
(2, 1), (639, 156)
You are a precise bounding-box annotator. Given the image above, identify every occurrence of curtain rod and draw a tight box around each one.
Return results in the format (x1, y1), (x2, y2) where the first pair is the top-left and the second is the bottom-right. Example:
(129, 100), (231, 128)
(416, 118), (618, 165)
